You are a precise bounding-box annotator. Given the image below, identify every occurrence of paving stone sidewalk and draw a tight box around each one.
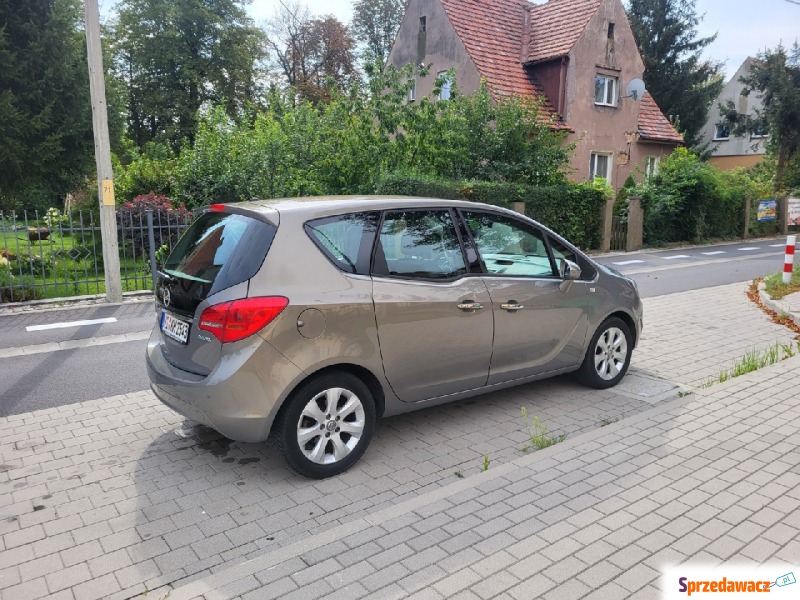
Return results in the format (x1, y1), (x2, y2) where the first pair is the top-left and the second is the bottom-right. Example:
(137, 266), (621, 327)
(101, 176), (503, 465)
(0, 282), (797, 600)
(168, 354), (800, 600)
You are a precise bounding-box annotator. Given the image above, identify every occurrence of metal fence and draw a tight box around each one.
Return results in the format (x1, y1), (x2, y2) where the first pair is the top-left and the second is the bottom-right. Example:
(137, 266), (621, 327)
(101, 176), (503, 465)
(0, 208), (193, 303)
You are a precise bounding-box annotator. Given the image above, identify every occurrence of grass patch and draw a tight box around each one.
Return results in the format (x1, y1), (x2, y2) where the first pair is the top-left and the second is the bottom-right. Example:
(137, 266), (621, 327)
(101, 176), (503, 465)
(520, 407), (566, 452)
(700, 341), (800, 388)
(481, 455), (490, 472)
(763, 263), (800, 300)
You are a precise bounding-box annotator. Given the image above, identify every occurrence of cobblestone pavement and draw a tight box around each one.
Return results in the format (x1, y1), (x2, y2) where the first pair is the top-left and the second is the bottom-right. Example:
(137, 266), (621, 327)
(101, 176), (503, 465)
(1, 282), (798, 600)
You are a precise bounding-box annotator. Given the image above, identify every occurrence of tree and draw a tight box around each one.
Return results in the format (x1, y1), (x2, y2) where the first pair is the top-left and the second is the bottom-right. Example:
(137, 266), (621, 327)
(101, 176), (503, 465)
(0, 0), (96, 211)
(720, 44), (800, 192)
(627, 0), (723, 148)
(265, 2), (355, 102)
(351, 0), (406, 69)
(111, 0), (266, 150)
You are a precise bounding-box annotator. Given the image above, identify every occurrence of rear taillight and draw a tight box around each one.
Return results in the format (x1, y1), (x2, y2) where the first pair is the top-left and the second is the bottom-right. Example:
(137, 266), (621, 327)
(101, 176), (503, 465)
(199, 296), (289, 343)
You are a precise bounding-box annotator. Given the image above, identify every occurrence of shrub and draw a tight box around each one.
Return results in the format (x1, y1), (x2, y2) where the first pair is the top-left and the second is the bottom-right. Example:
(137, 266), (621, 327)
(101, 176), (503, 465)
(0, 271), (42, 303)
(116, 193), (192, 258)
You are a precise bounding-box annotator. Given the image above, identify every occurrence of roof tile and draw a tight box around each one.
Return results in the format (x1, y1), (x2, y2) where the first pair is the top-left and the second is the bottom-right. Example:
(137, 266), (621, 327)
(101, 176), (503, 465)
(526, 0), (603, 63)
(637, 92), (683, 143)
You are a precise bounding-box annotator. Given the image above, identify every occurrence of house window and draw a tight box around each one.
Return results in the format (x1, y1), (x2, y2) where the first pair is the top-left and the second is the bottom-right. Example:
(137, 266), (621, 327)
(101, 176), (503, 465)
(607, 22), (615, 40)
(437, 71), (453, 100)
(594, 75), (617, 106)
(408, 79), (416, 102)
(752, 123), (766, 138)
(590, 152), (612, 181)
(645, 156), (660, 179)
(419, 16), (426, 32)
(714, 124), (730, 140)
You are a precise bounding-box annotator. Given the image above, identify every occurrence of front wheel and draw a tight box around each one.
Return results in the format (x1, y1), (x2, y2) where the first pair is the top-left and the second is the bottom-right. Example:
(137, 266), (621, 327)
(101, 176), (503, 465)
(275, 372), (376, 479)
(576, 317), (632, 389)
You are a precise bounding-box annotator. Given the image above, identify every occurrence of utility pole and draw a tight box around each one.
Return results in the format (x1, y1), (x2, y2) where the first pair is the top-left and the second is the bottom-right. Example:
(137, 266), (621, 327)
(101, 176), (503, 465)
(84, 0), (123, 303)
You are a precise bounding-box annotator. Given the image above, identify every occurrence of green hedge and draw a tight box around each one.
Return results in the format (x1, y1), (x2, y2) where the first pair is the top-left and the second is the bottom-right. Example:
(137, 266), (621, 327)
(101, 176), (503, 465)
(376, 174), (606, 249)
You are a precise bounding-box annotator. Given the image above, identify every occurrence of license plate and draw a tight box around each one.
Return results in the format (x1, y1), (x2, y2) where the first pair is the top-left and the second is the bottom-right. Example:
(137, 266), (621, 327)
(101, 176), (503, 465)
(161, 311), (190, 344)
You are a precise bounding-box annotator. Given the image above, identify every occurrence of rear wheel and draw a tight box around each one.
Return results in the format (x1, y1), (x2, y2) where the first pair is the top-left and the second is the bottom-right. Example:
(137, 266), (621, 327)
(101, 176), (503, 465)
(275, 372), (376, 479)
(576, 317), (632, 389)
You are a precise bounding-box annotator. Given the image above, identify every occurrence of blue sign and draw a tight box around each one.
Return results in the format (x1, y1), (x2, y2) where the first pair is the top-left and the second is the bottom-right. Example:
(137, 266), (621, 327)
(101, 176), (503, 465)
(757, 199), (777, 222)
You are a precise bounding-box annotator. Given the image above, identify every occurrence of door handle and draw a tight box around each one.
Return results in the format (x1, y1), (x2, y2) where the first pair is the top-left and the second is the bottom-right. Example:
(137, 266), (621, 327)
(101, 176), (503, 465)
(457, 302), (484, 311)
(501, 303), (525, 311)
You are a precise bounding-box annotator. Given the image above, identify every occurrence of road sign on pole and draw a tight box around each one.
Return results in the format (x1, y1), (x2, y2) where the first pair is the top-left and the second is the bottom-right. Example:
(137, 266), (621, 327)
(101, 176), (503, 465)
(84, 0), (123, 303)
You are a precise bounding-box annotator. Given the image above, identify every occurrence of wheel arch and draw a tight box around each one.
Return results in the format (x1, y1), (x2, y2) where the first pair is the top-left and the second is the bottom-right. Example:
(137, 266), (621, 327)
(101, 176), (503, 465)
(274, 363), (387, 429)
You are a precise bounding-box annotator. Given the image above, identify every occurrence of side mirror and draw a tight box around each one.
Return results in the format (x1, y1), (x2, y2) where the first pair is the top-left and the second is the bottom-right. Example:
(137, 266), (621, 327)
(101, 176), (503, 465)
(559, 258), (582, 281)
(558, 259), (581, 292)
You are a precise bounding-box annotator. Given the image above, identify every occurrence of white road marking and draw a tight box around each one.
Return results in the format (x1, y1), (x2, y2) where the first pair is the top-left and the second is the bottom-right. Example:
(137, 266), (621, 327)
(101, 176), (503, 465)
(661, 255), (690, 260)
(612, 260), (646, 265)
(737, 247), (760, 251)
(0, 331), (150, 359)
(701, 251), (726, 255)
(769, 243), (787, 247)
(26, 317), (118, 332)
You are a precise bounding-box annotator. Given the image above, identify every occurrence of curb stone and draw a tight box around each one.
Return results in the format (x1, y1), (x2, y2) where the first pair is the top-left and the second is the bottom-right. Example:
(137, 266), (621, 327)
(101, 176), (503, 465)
(757, 282), (800, 328)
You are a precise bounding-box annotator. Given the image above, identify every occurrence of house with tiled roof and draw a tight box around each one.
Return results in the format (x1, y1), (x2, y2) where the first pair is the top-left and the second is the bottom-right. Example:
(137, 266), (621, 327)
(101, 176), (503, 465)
(699, 58), (767, 170)
(387, 0), (683, 189)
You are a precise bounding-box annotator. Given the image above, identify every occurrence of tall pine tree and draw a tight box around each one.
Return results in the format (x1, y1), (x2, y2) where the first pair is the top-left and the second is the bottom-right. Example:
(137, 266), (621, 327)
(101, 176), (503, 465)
(627, 0), (723, 148)
(0, 0), (95, 211)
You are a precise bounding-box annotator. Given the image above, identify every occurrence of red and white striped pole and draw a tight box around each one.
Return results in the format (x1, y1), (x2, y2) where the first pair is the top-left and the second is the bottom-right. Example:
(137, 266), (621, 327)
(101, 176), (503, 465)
(784, 234), (797, 284)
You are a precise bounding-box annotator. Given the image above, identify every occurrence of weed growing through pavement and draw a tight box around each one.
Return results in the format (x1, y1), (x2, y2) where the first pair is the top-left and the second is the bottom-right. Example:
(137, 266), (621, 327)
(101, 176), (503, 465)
(599, 417), (619, 427)
(454, 471), (464, 479)
(481, 454), (490, 472)
(520, 407), (566, 451)
(701, 341), (800, 388)
(677, 391), (692, 397)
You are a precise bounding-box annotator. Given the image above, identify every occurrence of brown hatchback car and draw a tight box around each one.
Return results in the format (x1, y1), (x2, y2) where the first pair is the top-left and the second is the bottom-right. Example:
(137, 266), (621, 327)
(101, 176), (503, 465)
(147, 197), (642, 478)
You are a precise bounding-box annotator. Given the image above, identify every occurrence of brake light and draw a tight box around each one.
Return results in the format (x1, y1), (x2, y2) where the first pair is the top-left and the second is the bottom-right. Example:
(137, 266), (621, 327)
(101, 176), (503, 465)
(210, 203), (226, 212)
(199, 296), (289, 343)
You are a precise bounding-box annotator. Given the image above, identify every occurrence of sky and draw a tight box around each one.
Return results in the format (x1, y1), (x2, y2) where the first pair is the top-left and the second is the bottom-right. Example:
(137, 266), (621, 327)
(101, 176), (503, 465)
(245, 0), (800, 81)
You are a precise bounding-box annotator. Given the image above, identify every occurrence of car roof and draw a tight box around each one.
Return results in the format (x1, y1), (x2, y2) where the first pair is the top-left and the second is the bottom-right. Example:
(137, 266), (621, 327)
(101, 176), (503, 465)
(233, 195), (506, 216)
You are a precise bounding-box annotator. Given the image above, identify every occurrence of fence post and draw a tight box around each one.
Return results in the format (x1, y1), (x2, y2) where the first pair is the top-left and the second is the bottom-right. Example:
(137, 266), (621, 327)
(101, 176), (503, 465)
(626, 196), (644, 252)
(742, 197), (751, 239)
(146, 209), (157, 292)
(600, 196), (614, 253)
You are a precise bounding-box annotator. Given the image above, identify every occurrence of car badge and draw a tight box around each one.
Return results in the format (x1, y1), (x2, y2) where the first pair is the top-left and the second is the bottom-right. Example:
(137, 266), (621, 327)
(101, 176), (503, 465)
(161, 286), (171, 307)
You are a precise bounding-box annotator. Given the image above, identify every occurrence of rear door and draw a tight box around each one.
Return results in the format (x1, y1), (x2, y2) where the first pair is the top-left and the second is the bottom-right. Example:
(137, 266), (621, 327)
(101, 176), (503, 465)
(460, 210), (589, 384)
(155, 210), (276, 375)
(371, 208), (494, 403)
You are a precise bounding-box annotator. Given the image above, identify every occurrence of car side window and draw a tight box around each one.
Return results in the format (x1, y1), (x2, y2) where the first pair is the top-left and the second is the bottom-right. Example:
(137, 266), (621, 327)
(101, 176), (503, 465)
(373, 210), (467, 279)
(462, 211), (555, 278)
(305, 212), (379, 275)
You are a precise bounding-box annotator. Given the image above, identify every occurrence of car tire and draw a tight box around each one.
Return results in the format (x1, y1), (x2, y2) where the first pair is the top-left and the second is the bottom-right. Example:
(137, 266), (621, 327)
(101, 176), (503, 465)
(275, 371), (376, 479)
(576, 317), (632, 389)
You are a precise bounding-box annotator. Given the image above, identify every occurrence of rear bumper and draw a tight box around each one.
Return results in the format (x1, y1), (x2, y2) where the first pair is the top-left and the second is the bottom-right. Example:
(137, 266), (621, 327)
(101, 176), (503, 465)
(146, 328), (305, 443)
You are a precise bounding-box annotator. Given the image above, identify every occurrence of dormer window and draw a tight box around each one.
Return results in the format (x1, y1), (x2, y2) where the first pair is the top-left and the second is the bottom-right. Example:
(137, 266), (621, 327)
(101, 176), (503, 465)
(594, 75), (617, 107)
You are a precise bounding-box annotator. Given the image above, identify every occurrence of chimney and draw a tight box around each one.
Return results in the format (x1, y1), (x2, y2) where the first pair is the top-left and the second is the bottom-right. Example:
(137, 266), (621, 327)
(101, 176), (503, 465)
(521, 5), (531, 62)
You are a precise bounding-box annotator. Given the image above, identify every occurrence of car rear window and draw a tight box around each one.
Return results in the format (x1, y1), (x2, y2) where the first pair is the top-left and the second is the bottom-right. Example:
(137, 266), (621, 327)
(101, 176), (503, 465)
(305, 212), (379, 275)
(164, 212), (276, 297)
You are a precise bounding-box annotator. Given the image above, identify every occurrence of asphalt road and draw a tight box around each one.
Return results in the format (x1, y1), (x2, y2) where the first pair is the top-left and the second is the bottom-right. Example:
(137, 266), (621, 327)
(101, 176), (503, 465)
(0, 236), (796, 417)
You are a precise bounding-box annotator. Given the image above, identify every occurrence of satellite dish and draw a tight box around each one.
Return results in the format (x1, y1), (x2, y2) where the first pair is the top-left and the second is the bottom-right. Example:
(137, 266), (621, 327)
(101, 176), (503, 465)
(626, 78), (646, 101)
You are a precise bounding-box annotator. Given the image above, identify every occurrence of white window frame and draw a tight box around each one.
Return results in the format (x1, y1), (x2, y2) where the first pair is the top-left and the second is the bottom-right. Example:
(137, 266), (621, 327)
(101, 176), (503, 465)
(594, 75), (618, 107)
(645, 156), (660, 179)
(590, 152), (613, 181)
(437, 70), (453, 101)
(714, 124), (730, 140)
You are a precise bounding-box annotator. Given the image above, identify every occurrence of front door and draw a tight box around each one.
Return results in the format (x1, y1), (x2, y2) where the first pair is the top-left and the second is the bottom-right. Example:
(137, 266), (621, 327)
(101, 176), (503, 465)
(460, 210), (589, 385)
(372, 209), (494, 403)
